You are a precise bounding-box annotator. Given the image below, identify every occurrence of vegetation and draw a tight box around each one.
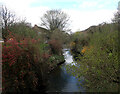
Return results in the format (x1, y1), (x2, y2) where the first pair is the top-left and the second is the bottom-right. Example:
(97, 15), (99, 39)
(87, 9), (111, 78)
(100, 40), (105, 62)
(1, 7), (69, 93)
(0, 6), (16, 41)
(1, 4), (119, 93)
(66, 23), (119, 92)
(41, 9), (70, 31)
(2, 23), (68, 93)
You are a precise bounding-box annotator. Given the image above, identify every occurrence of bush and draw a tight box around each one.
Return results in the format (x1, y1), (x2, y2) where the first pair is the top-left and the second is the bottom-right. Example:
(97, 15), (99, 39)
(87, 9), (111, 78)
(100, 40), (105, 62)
(67, 24), (119, 92)
(2, 30), (50, 92)
(3, 22), (38, 42)
(2, 28), (66, 92)
(48, 39), (62, 55)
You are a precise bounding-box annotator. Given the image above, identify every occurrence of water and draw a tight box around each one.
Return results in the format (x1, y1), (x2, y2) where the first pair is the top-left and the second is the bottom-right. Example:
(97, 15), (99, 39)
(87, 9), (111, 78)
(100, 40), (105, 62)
(46, 49), (85, 92)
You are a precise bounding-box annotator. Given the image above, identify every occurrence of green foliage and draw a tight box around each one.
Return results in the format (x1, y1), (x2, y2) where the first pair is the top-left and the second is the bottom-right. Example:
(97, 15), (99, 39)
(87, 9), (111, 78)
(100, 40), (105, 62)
(49, 55), (64, 63)
(50, 29), (70, 45)
(7, 22), (38, 40)
(2, 21), (66, 92)
(70, 31), (90, 55)
(68, 24), (119, 92)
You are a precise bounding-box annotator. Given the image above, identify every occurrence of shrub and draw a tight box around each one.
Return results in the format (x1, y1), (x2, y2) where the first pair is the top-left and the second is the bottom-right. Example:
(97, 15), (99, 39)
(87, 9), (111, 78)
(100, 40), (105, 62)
(67, 24), (119, 92)
(48, 39), (62, 55)
(2, 30), (49, 92)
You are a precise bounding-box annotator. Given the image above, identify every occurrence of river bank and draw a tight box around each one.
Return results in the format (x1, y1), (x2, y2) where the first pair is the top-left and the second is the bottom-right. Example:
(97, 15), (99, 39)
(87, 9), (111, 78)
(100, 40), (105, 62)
(46, 49), (85, 92)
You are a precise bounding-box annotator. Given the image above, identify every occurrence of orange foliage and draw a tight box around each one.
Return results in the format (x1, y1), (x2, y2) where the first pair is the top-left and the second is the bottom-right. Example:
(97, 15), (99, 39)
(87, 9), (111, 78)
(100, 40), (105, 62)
(81, 46), (93, 53)
(81, 46), (87, 53)
(70, 42), (75, 47)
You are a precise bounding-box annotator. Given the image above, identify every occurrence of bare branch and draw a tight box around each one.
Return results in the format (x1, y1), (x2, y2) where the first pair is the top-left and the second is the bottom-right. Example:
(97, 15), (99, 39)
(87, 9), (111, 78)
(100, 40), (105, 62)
(40, 9), (70, 31)
(0, 5), (16, 29)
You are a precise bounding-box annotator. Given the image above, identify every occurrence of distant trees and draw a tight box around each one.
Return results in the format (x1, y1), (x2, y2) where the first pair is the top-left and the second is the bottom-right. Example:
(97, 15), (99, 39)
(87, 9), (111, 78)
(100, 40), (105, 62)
(112, 12), (119, 23)
(41, 9), (70, 31)
(112, 2), (120, 23)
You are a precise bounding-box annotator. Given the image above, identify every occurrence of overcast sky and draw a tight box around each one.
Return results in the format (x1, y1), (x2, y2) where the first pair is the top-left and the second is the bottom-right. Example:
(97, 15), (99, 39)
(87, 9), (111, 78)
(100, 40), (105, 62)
(0, 0), (119, 32)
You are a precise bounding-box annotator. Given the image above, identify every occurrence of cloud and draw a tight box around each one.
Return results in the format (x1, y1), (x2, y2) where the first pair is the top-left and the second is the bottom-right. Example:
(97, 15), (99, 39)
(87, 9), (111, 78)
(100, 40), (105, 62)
(0, 0), (118, 32)
(80, 1), (98, 8)
(0, 0), (49, 25)
(64, 9), (116, 32)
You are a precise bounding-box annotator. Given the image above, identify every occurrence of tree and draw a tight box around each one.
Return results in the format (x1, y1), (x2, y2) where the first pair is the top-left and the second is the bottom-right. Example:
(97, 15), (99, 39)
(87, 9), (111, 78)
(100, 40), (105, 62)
(112, 2), (120, 23)
(0, 5), (15, 30)
(112, 12), (119, 23)
(118, 1), (120, 24)
(41, 9), (70, 31)
(0, 5), (16, 40)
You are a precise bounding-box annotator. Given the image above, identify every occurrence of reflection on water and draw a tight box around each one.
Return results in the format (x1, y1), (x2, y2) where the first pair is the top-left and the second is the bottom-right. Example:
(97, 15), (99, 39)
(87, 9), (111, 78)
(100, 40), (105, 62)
(46, 49), (85, 92)
(63, 49), (73, 64)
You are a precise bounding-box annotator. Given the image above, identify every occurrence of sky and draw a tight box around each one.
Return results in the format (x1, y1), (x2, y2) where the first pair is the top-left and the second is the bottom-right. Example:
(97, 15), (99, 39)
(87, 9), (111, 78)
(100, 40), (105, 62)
(0, 0), (119, 32)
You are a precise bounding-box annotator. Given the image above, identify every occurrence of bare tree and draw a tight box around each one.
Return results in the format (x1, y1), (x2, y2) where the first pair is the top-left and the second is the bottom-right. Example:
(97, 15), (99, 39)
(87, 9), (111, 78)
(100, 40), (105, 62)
(112, 12), (119, 23)
(0, 5), (15, 30)
(41, 9), (70, 31)
(0, 5), (16, 41)
(112, 2), (120, 23)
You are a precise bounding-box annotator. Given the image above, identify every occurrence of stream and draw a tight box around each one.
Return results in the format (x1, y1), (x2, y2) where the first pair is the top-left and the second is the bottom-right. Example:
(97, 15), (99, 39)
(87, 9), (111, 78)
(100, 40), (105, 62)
(46, 49), (85, 92)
